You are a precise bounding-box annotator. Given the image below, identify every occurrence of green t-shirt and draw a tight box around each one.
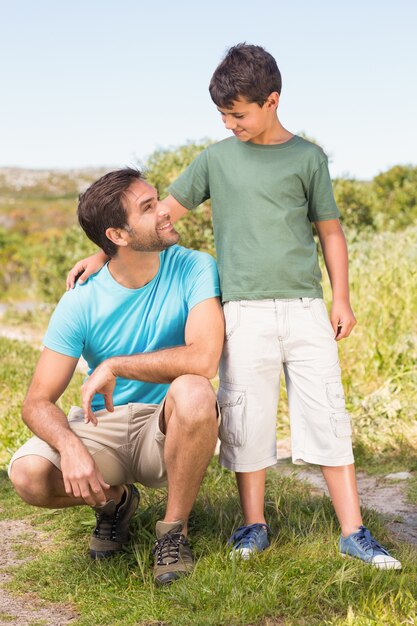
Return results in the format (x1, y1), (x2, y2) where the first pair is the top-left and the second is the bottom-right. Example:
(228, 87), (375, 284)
(169, 135), (339, 302)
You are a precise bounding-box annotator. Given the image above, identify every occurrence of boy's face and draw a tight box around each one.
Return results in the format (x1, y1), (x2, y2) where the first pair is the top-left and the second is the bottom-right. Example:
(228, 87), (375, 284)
(217, 94), (278, 144)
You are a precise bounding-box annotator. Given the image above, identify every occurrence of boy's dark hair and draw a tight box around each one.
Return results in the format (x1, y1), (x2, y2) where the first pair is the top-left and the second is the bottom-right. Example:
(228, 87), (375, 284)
(78, 167), (143, 257)
(209, 43), (282, 108)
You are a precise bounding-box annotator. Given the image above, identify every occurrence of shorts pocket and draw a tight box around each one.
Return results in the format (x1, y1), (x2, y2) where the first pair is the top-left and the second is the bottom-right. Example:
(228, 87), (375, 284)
(324, 376), (346, 409)
(330, 412), (352, 438)
(217, 383), (246, 447)
(223, 301), (241, 340)
(310, 299), (334, 337)
(67, 406), (84, 422)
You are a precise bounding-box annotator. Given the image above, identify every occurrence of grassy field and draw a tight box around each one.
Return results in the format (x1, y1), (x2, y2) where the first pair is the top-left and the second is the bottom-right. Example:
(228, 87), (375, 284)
(1, 226), (416, 625)
(0, 168), (416, 623)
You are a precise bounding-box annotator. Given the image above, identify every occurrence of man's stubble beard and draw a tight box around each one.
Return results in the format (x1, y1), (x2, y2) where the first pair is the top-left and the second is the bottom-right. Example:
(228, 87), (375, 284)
(128, 228), (180, 252)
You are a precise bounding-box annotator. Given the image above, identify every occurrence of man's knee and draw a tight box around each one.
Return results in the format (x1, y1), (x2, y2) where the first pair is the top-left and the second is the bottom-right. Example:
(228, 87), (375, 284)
(168, 375), (217, 428)
(10, 456), (58, 506)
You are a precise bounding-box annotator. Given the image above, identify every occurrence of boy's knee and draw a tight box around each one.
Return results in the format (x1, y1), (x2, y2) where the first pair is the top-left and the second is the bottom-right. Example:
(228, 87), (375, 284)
(10, 456), (57, 506)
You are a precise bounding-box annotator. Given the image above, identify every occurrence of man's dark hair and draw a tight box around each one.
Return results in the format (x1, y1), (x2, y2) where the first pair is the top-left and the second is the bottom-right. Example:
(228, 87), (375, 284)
(209, 43), (282, 108)
(77, 167), (143, 257)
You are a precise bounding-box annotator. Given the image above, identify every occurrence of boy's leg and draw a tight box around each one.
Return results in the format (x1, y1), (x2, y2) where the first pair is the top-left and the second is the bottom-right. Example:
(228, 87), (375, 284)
(236, 468), (267, 525)
(320, 464), (362, 536)
(219, 301), (282, 556)
(284, 298), (401, 568)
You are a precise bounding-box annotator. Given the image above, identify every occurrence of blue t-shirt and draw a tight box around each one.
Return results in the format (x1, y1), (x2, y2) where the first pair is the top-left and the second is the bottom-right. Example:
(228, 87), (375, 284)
(44, 245), (220, 410)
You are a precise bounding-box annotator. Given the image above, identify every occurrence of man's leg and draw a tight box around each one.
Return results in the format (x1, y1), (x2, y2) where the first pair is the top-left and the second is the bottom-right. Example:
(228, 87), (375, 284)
(152, 374), (218, 585)
(162, 374), (218, 531)
(10, 455), (123, 508)
(9, 404), (140, 560)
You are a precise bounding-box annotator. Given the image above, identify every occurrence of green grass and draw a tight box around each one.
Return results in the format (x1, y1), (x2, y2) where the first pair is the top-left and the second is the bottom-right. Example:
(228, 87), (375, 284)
(1, 222), (416, 624)
(1, 337), (416, 624)
(2, 465), (416, 626)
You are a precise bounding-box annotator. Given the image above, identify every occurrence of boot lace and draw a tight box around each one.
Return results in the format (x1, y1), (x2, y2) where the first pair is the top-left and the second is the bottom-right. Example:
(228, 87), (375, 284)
(153, 532), (189, 566)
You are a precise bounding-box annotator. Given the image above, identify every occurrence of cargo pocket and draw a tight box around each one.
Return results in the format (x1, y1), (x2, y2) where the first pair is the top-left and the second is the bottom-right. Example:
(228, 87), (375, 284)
(217, 383), (246, 447)
(324, 376), (346, 410)
(330, 412), (352, 438)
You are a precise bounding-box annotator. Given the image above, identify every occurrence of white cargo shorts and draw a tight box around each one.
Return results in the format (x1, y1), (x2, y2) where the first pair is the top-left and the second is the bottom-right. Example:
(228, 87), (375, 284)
(218, 298), (354, 472)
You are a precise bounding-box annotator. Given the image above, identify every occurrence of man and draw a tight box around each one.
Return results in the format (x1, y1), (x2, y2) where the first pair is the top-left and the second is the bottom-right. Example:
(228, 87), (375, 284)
(9, 167), (224, 585)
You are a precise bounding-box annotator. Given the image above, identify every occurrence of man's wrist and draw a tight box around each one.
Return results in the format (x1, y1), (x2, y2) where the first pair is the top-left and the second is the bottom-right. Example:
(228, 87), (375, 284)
(103, 357), (119, 377)
(56, 432), (86, 456)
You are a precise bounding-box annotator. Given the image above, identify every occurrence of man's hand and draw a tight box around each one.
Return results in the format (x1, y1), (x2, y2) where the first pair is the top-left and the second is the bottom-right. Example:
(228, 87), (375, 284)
(82, 361), (117, 425)
(60, 442), (110, 506)
(330, 299), (357, 341)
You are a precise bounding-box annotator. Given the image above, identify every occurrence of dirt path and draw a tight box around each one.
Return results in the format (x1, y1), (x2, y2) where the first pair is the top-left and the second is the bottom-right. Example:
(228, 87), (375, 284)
(0, 520), (77, 626)
(276, 438), (417, 544)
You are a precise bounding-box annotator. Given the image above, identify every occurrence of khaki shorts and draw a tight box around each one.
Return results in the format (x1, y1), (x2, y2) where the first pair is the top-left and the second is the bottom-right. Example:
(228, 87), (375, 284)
(218, 298), (354, 472)
(8, 402), (167, 488)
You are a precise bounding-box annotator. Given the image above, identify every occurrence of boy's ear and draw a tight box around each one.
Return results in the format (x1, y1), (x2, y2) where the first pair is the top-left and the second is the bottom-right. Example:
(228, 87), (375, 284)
(266, 92), (280, 110)
(105, 227), (129, 248)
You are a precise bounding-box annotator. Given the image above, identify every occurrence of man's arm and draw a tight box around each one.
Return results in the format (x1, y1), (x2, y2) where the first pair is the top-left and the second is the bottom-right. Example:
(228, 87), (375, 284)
(22, 348), (110, 505)
(81, 297), (225, 422)
(315, 219), (356, 341)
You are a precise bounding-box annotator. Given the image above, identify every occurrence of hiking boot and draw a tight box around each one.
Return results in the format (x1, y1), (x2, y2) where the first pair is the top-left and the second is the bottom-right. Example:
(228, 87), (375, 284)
(338, 525), (402, 570)
(90, 484), (139, 559)
(153, 520), (194, 585)
(228, 523), (270, 560)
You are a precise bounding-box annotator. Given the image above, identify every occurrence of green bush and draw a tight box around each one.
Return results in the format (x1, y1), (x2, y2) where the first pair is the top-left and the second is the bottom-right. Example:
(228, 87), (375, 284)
(371, 165), (417, 230)
(333, 178), (375, 230)
(34, 225), (96, 304)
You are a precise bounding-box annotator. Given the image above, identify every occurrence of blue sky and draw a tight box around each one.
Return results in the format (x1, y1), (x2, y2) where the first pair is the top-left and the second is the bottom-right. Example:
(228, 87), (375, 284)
(1, 0), (416, 179)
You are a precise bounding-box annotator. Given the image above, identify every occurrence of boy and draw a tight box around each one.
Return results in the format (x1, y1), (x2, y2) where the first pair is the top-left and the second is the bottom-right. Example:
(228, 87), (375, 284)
(68, 44), (401, 569)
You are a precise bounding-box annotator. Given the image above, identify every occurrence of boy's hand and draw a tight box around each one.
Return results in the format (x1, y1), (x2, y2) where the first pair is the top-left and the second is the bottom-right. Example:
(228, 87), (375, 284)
(330, 300), (357, 341)
(66, 250), (109, 290)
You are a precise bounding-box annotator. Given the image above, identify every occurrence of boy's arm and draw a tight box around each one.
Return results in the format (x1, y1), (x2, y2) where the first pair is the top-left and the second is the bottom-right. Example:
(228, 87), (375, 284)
(22, 348), (110, 505)
(314, 219), (356, 341)
(162, 195), (189, 223)
(81, 297), (225, 423)
(65, 196), (189, 289)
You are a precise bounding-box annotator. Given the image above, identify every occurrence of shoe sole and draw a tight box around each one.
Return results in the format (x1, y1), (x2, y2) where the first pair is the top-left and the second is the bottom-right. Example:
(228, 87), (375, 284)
(90, 548), (124, 560)
(340, 552), (402, 570)
(229, 545), (269, 560)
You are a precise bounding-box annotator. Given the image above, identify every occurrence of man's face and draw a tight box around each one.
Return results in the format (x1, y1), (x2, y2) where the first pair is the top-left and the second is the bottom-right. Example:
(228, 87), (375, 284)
(217, 96), (273, 144)
(122, 180), (180, 251)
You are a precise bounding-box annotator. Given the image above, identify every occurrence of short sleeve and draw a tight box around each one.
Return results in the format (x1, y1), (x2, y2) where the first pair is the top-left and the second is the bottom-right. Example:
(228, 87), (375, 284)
(43, 289), (86, 358)
(183, 252), (221, 311)
(168, 150), (210, 210)
(307, 160), (340, 222)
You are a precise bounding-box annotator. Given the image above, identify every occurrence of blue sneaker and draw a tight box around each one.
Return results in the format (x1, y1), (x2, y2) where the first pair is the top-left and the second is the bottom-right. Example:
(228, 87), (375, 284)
(339, 526), (401, 570)
(228, 523), (270, 560)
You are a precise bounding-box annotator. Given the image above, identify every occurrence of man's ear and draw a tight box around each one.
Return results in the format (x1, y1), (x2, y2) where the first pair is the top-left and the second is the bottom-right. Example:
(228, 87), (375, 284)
(105, 227), (129, 248)
(265, 91), (279, 111)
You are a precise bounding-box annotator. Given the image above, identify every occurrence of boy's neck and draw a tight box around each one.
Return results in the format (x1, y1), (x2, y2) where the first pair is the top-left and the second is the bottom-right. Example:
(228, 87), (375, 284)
(250, 116), (293, 146)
